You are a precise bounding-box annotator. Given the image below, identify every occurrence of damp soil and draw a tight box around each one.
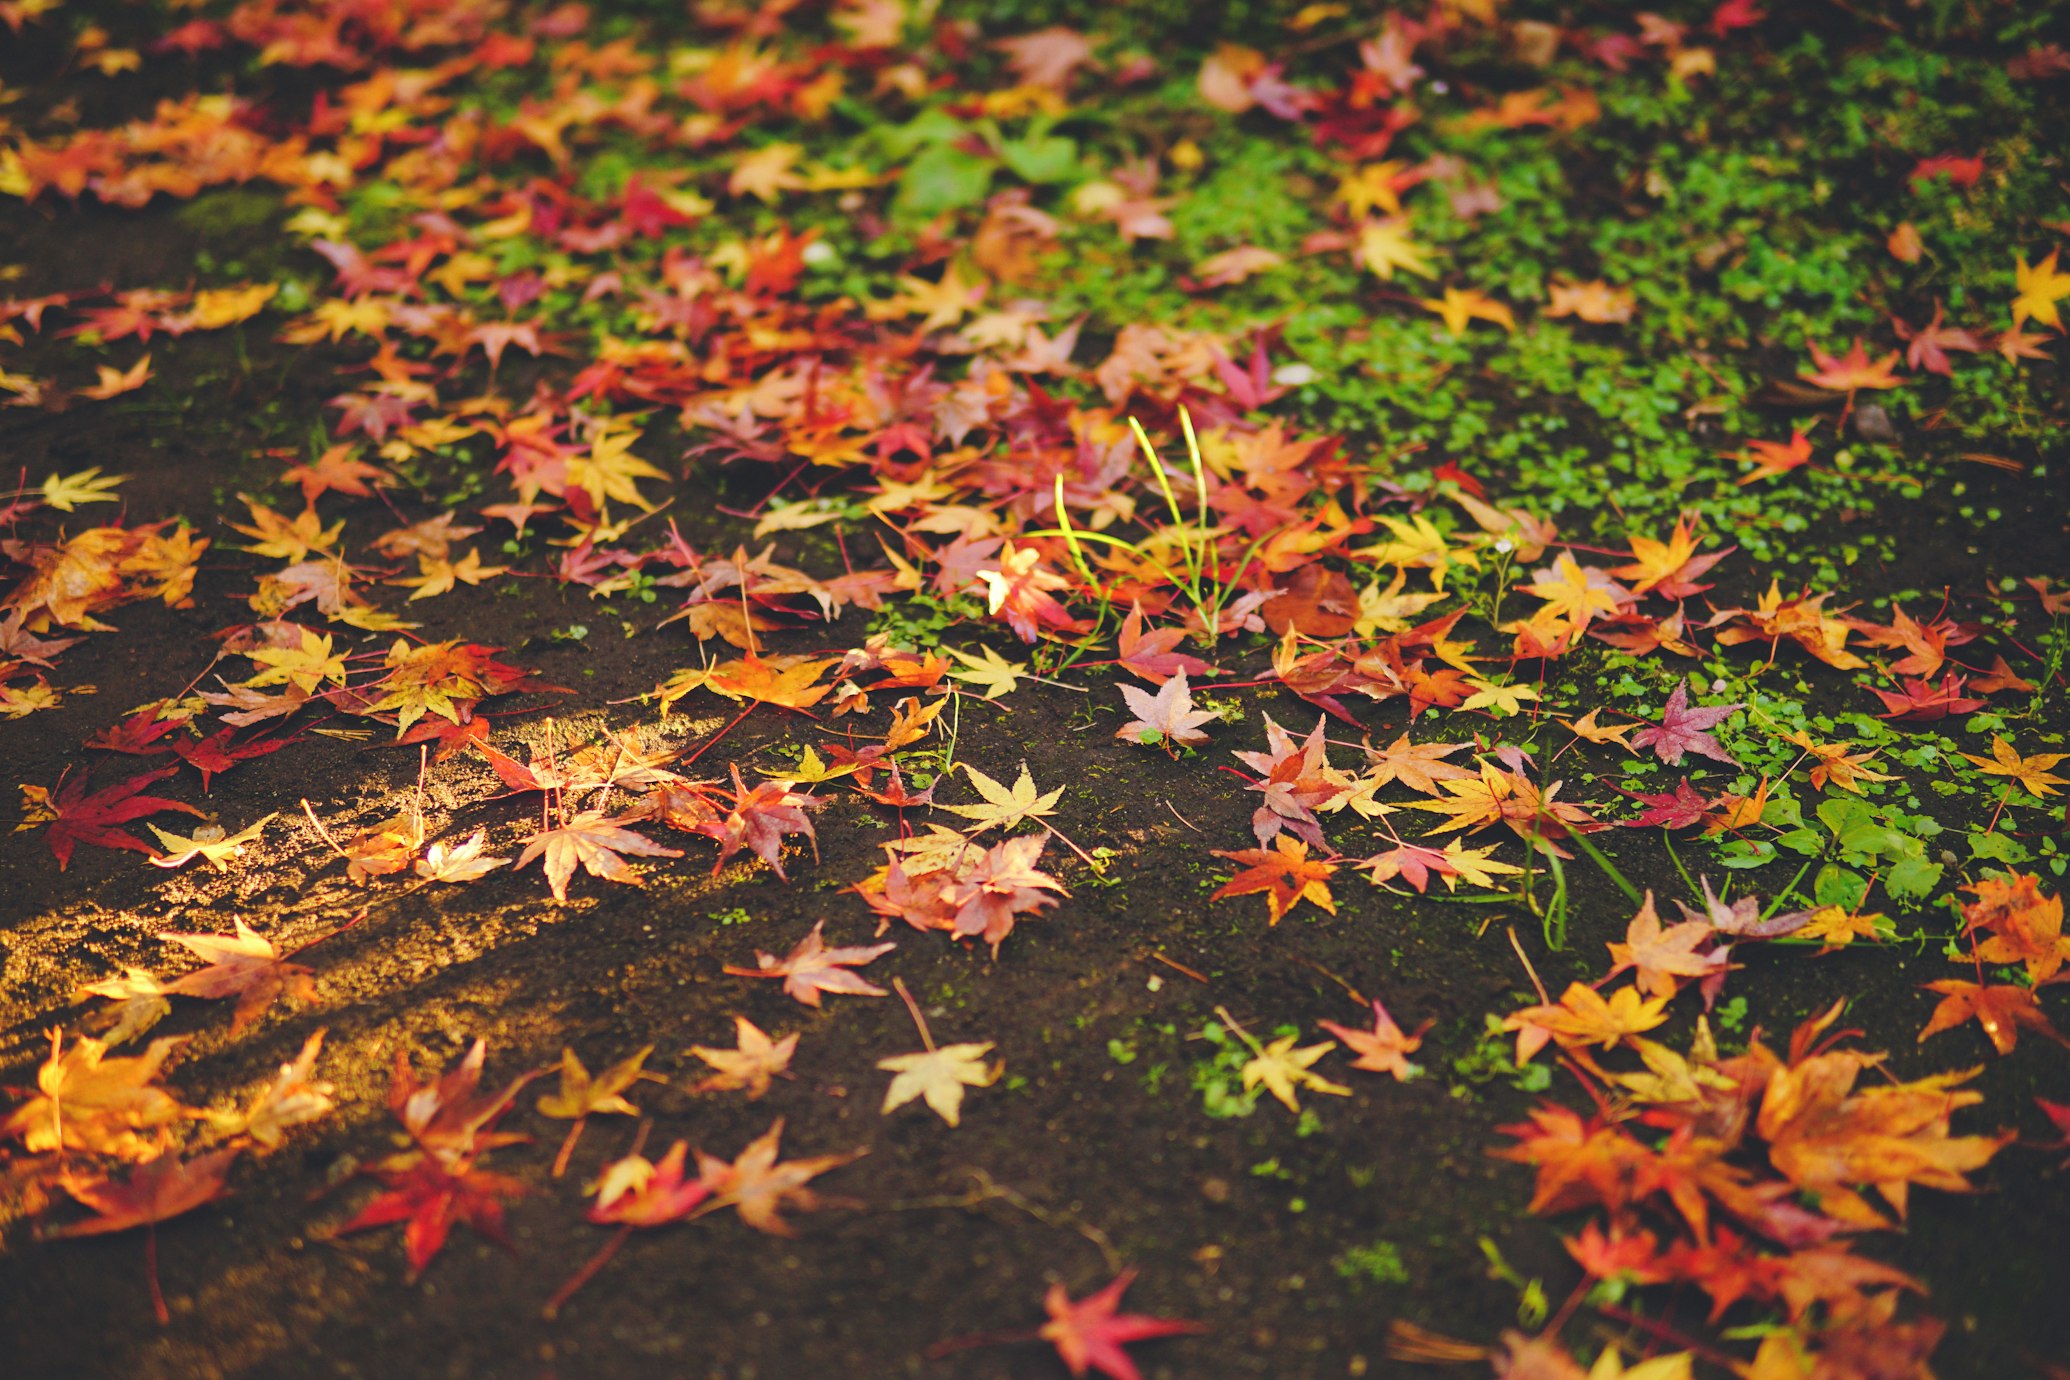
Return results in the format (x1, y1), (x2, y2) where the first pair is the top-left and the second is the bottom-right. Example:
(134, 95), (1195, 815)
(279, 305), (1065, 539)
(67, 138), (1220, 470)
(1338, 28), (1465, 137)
(2, 270), (2067, 1380)
(5, 18), (2070, 1380)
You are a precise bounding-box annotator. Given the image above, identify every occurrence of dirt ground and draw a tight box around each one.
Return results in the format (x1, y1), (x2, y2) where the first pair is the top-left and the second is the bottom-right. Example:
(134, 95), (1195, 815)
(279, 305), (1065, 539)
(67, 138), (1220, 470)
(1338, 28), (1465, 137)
(5, 4), (2070, 1379)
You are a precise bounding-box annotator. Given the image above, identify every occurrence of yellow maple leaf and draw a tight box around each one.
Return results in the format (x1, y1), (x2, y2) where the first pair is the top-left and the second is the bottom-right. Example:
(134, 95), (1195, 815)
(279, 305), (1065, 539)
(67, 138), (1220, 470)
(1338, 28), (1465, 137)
(38, 466), (125, 512)
(2012, 247), (2070, 331)
(1354, 216), (1435, 280)
(1418, 286), (1515, 336)
(1240, 1031), (1351, 1113)
(1960, 734), (2069, 797)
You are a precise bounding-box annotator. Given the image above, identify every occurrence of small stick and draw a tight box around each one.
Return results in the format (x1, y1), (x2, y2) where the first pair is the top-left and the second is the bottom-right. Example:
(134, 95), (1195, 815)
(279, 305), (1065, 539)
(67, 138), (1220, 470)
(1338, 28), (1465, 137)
(893, 977), (934, 1051)
(146, 1223), (168, 1326)
(1041, 821), (1099, 869)
(1506, 925), (1550, 1005)
(542, 1225), (630, 1320)
(551, 1119), (586, 1179)
(1147, 952), (1208, 984)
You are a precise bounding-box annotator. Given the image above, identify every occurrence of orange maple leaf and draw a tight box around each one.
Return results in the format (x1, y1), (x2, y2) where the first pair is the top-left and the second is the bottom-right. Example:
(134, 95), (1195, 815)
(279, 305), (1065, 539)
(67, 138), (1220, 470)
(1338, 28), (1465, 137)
(1210, 835), (1338, 925)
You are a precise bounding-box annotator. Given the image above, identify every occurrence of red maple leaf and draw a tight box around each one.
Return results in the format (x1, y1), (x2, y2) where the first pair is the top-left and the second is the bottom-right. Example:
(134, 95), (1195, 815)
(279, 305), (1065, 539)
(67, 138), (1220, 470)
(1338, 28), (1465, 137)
(1908, 153), (1983, 190)
(331, 1157), (527, 1281)
(1116, 602), (1214, 683)
(1211, 835), (1338, 925)
(39, 1147), (239, 1324)
(1710, 0), (1766, 36)
(172, 728), (293, 791)
(1892, 302), (1983, 377)
(1630, 684), (1741, 767)
(23, 767), (204, 869)
(1035, 1271), (1204, 1380)
(1870, 672), (1984, 723)
(1617, 779), (1712, 830)
(1799, 339), (1903, 423)
(83, 703), (185, 755)
(695, 765), (823, 879)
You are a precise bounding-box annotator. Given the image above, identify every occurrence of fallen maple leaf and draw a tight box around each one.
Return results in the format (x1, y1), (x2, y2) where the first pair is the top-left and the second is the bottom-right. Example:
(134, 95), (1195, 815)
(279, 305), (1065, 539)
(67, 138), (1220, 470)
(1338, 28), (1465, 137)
(1317, 998), (1427, 1081)
(724, 921), (895, 1006)
(1870, 671), (1984, 722)
(385, 1038), (532, 1168)
(1734, 429), (1813, 485)
(695, 765), (822, 878)
(543, 1140), (716, 1317)
(1758, 1046), (2004, 1228)
(1961, 873), (2070, 983)
(1363, 731), (1475, 794)
(879, 1042), (1000, 1127)
(1036, 1270), (1204, 1380)
(1240, 1029), (1351, 1112)
(2012, 247), (2070, 331)
(331, 1156), (527, 1282)
(687, 1016), (798, 1098)
(1568, 708), (1639, 750)
(1797, 903), (1892, 954)
(1917, 979), (2066, 1056)
(1618, 779), (1711, 830)
(1211, 835), (1337, 924)
(1355, 838), (1521, 893)
(946, 644), (1028, 699)
(1115, 669), (1218, 748)
(40, 1147), (238, 1324)
(2, 1032), (187, 1158)
(1354, 217), (1435, 280)
(516, 811), (683, 902)
(415, 828), (511, 883)
(18, 766), (203, 869)
(693, 1117), (863, 1236)
(147, 811), (276, 870)
(1419, 286), (1515, 335)
(536, 1046), (657, 1176)
(943, 761), (1061, 833)
(237, 1028), (336, 1149)
(1800, 337), (1903, 396)
(1503, 982), (1669, 1064)
(1959, 734), (2069, 797)
(1630, 684), (1741, 767)
(1543, 268), (1638, 319)
(1605, 893), (1727, 999)
(159, 918), (316, 1035)
(1116, 602), (1214, 683)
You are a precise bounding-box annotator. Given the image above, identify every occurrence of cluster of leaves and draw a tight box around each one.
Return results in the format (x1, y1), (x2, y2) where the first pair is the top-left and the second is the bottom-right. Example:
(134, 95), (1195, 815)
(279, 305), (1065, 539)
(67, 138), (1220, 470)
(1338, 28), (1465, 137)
(1, 0), (2067, 1373)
